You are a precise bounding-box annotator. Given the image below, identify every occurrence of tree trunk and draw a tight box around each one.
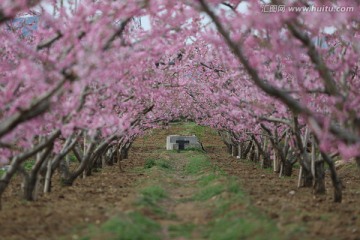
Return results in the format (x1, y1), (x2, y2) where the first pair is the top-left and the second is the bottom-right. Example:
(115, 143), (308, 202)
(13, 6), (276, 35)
(283, 160), (293, 177)
(251, 135), (270, 167)
(23, 144), (53, 201)
(313, 160), (326, 195)
(249, 145), (255, 161)
(355, 157), (360, 168)
(83, 135), (87, 179)
(33, 175), (43, 201)
(273, 151), (279, 173)
(231, 144), (238, 157)
(123, 141), (132, 159)
(62, 152), (93, 186)
(0, 130), (60, 208)
(61, 133), (109, 186)
(297, 166), (302, 187)
(106, 148), (115, 166)
(226, 143), (232, 155)
(102, 155), (106, 168)
(302, 167), (313, 187)
(322, 152), (342, 203)
(59, 158), (71, 179)
(243, 141), (252, 159)
(44, 159), (52, 193)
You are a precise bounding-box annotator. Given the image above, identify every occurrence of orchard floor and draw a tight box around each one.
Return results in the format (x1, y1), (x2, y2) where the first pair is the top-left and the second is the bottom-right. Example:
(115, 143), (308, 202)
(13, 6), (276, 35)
(0, 123), (359, 240)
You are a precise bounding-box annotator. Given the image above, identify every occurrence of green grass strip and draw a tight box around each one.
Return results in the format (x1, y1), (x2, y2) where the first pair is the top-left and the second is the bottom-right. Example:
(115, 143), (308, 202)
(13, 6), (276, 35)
(81, 212), (161, 240)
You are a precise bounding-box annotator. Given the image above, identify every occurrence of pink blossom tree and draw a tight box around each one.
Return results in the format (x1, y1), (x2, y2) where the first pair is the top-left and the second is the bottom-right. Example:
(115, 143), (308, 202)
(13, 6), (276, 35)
(1, 0), (359, 205)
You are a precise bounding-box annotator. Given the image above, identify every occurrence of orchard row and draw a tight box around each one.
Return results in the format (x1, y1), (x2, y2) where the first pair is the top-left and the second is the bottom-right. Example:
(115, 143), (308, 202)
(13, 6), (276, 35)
(0, 0), (359, 206)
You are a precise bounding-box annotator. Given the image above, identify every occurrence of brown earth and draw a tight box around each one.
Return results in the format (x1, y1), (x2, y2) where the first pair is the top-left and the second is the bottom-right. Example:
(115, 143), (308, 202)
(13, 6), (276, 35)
(0, 157), (147, 240)
(204, 144), (360, 240)
(0, 135), (161, 240)
(138, 151), (212, 240)
(0, 123), (359, 240)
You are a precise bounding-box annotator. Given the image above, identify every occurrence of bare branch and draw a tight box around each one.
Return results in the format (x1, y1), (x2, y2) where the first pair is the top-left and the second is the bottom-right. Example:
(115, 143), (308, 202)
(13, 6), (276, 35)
(0, 79), (66, 138)
(198, 0), (311, 116)
(199, 0), (360, 145)
(287, 21), (339, 96)
(258, 116), (293, 127)
(103, 17), (132, 51)
(37, 32), (63, 51)
(221, 2), (235, 10)
(200, 62), (225, 73)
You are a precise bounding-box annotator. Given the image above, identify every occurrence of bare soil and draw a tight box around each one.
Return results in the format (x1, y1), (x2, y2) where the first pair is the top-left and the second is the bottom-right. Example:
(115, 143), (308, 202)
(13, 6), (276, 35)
(205, 147), (360, 240)
(0, 123), (359, 240)
(0, 144), (153, 240)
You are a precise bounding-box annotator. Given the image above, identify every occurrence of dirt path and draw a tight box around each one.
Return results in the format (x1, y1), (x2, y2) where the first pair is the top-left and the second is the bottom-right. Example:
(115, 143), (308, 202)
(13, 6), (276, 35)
(137, 124), (215, 238)
(0, 122), (359, 240)
(76, 124), (284, 239)
(75, 150), (279, 239)
(146, 152), (210, 239)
